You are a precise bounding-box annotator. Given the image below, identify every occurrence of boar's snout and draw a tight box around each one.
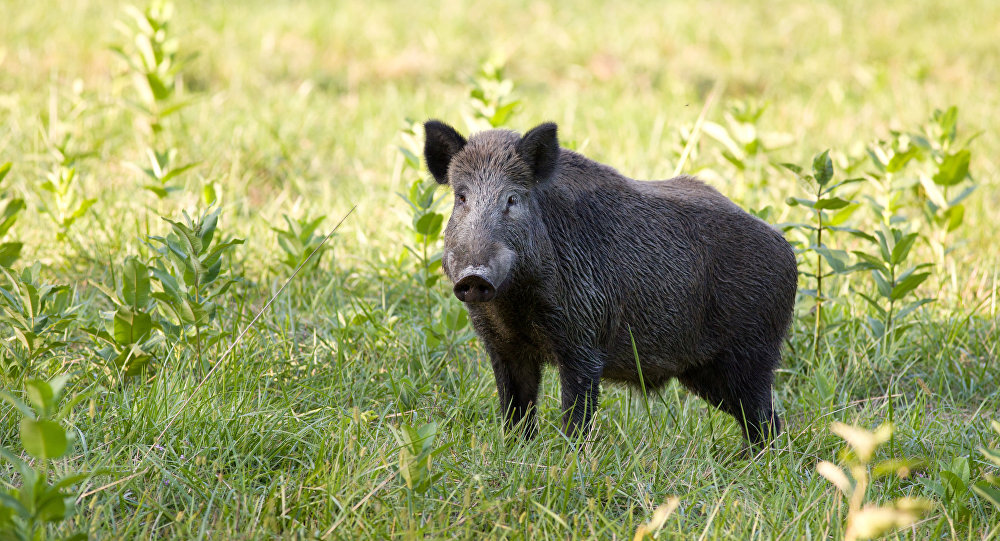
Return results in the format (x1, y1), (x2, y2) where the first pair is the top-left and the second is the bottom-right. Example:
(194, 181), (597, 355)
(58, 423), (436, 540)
(454, 274), (496, 303)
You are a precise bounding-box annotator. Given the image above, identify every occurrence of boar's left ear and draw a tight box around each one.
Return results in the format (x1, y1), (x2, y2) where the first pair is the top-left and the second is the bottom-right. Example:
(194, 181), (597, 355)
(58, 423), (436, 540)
(424, 120), (467, 185)
(517, 122), (559, 183)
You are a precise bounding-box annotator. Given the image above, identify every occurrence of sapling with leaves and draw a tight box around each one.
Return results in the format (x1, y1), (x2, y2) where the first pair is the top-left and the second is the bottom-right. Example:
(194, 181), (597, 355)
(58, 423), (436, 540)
(0, 264), (79, 384)
(783, 150), (863, 357)
(397, 119), (445, 309)
(125, 147), (199, 199)
(850, 224), (933, 351)
(917, 107), (977, 259)
(146, 207), (243, 368)
(111, 0), (194, 137)
(702, 100), (793, 205)
(396, 119), (471, 350)
(462, 57), (521, 132)
(85, 256), (162, 383)
(37, 166), (96, 243)
(0, 162), (25, 267)
(918, 455), (976, 527)
(0, 375), (90, 541)
(391, 421), (452, 524)
(271, 213), (329, 272)
(866, 106), (977, 292)
(392, 59), (520, 347)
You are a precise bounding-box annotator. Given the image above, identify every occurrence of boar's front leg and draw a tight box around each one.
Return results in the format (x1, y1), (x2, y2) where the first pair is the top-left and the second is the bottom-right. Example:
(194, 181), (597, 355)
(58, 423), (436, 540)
(486, 344), (543, 439)
(557, 346), (603, 438)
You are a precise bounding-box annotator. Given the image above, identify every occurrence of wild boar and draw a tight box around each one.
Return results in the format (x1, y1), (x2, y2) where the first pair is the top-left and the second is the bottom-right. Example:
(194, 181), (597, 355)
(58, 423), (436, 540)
(423, 119), (797, 446)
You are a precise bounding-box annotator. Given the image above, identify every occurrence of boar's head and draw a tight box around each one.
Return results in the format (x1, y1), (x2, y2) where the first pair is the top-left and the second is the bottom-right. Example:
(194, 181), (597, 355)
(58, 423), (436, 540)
(423, 120), (558, 303)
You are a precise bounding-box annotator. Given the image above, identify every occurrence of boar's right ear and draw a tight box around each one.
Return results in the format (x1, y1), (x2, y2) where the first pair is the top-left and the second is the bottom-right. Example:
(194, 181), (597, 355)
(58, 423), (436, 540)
(424, 120), (467, 185)
(517, 122), (559, 183)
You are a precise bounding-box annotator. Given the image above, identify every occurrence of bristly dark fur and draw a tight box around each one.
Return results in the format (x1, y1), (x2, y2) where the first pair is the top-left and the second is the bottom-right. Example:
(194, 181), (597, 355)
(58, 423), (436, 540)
(424, 119), (798, 447)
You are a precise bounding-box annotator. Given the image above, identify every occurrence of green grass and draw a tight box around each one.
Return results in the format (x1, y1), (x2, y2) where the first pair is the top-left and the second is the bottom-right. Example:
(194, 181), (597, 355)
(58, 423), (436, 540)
(1, 0), (999, 539)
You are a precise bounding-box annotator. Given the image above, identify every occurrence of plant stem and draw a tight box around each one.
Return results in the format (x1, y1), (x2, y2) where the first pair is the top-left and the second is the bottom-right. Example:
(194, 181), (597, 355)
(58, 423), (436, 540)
(814, 206), (824, 360)
(884, 264), (896, 355)
(422, 232), (431, 325)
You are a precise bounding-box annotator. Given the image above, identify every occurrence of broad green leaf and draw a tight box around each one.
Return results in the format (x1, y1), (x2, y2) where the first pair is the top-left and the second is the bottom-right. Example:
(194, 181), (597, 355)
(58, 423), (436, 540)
(941, 470), (967, 494)
(0, 198), (26, 236)
(872, 270), (893, 299)
(35, 490), (69, 523)
(205, 259), (222, 284)
(0, 161), (10, 182)
(202, 182), (217, 205)
(0, 491), (28, 518)
(890, 272), (930, 301)
(150, 266), (182, 298)
(113, 307), (153, 345)
(874, 229), (892, 263)
(398, 146), (421, 169)
(13, 328), (36, 352)
(0, 241), (22, 267)
(24, 379), (54, 415)
(814, 246), (850, 274)
(920, 175), (948, 212)
(25, 282), (40, 318)
(812, 150), (833, 185)
(786, 197), (816, 208)
(872, 458), (924, 479)
(407, 180), (422, 207)
(69, 198), (96, 220)
(932, 150), (970, 186)
(165, 218), (203, 258)
(144, 183), (169, 198)
(934, 106), (958, 143)
(886, 147), (919, 173)
(415, 212), (444, 237)
(780, 162), (803, 175)
(20, 418), (68, 460)
(944, 205), (965, 232)
(444, 306), (468, 331)
(813, 196), (850, 210)
(951, 456), (971, 485)
(867, 147), (887, 172)
(201, 238), (244, 270)
(198, 208), (221, 248)
(826, 204), (859, 227)
(160, 162), (199, 183)
(896, 298), (934, 320)
(122, 257), (151, 309)
(824, 177), (865, 193)
(184, 299), (205, 325)
(890, 232), (918, 265)
(720, 150), (746, 170)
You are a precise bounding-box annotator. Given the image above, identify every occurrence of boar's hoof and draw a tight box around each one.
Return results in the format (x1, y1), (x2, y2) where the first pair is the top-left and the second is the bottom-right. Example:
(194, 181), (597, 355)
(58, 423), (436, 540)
(454, 274), (496, 303)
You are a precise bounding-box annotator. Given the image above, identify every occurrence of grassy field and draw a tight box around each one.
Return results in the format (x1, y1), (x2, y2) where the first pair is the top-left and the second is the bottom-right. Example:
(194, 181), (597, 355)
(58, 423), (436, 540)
(1, 0), (999, 539)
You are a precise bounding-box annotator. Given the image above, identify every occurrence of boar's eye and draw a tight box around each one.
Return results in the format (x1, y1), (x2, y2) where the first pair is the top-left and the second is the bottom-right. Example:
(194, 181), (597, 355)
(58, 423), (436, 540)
(506, 194), (518, 208)
(456, 193), (467, 205)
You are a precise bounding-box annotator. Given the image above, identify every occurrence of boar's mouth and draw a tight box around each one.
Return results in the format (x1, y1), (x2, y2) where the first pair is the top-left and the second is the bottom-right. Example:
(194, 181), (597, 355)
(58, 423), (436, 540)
(449, 245), (515, 304)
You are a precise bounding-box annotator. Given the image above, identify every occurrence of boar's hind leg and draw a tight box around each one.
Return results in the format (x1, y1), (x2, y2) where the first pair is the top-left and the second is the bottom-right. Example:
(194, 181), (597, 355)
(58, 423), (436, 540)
(488, 346), (544, 439)
(679, 348), (781, 447)
(557, 347), (604, 439)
